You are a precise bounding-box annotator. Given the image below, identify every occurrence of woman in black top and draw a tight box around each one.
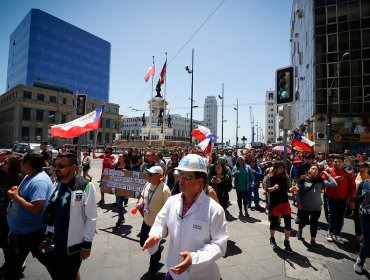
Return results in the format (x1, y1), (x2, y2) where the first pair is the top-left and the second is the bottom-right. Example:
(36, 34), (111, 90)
(114, 153), (131, 229)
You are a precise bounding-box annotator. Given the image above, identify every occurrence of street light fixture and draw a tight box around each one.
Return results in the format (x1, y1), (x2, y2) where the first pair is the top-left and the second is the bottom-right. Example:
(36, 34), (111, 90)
(234, 98), (239, 152)
(326, 52), (349, 154)
(218, 83), (224, 147)
(185, 48), (194, 147)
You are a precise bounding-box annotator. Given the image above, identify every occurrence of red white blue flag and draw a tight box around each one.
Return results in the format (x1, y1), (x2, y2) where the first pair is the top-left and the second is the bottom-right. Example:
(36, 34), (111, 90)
(291, 131), (315, 152)
(144, 65), (155, 82)
(159, 60), (166, 85)
(192, 125), (218, 153)
(51, 105), (104, 138)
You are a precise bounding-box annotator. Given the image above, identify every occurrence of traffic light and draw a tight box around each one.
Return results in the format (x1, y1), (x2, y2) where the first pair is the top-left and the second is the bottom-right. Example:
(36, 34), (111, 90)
(276, 66), (294, 104)
(76, 94), (87, 115)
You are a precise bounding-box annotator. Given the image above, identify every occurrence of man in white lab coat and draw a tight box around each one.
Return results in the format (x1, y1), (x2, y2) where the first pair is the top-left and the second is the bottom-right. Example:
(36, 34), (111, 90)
(143, 154), (228, 280)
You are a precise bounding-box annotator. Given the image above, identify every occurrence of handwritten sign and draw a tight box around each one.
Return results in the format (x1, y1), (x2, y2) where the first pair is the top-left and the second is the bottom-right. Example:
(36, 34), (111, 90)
(100, 169), (150, 198)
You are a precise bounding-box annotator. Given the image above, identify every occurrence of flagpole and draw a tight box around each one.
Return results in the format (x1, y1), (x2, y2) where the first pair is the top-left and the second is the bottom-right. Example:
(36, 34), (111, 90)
(149, 56), (154, 146)
(161, 52), (167, 146)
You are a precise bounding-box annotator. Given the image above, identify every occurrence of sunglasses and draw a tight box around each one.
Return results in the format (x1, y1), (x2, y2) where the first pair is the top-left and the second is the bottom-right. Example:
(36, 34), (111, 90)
(53, 163), (74, 169)
(179, 172), (194, 180)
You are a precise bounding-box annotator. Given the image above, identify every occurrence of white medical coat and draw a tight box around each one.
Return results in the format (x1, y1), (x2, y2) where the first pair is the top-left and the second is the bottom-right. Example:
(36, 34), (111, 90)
(149, 191), (228, 280)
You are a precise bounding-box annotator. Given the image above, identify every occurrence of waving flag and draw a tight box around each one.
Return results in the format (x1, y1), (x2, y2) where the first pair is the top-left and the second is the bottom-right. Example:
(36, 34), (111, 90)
(192, 125), (218, 153)
(159, 60), (167, 85)
(144, 65), (155, 82)
(51, 105), (104, 138)
(291, 131), (315, 152)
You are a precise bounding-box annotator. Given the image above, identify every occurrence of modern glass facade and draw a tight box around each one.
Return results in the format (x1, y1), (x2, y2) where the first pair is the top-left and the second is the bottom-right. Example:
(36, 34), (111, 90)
(7, 9), (110, 102)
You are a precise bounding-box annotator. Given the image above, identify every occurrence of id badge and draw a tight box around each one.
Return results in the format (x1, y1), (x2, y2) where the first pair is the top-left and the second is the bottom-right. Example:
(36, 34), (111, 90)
(144, 207), (150, 214)
(75, 191), (83, 202)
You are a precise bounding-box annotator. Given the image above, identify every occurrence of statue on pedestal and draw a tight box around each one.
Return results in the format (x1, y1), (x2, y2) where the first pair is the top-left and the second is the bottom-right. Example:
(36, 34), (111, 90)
(155, 80), (162, 98)
(156, 109), (163, 126)
(142, 113), (146, 126)
(167, 114), (172, 128)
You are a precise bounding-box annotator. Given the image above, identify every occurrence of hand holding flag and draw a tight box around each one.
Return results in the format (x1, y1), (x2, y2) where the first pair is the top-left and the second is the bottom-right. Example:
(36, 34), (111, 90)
(192, 125), (218, 153)
(291, 132), (315, 152)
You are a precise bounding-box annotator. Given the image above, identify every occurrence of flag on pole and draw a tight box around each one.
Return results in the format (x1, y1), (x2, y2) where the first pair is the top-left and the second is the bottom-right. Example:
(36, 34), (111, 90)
(192, 125), (218, 153)
(291, 131), (315, 152)
(51, 105), (104, 138)
(144, 65), (155, 82)
(160, 59), (167, 85)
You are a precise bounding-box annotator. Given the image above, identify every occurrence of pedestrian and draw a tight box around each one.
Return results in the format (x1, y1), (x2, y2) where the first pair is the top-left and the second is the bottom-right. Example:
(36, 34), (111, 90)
(325, 154), (356, 244)
(136, 166), (171, 276)
(81, 151), (92, 181)
(5, 152), (54, 280)
(296, 164), (337, 248)
(93, 146), (115, 205)
(248, 158), (263, 209)
(354, 172), (370, 274)
(0, 154), (24, 273)
(165, 152), (179, 191)
(354, 162), (370, 243)
(263, 161), (294, 254)
(113, 153), (131, 229)
(40, 152), (97, 280)
(232, 156), (254, 217)
(141, 150), (156, 172)
(209, 161), (231, 209)
(142, 154), (228, 280)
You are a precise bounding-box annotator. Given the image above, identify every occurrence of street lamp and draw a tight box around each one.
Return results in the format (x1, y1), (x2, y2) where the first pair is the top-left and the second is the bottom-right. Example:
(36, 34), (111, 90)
(218, 83), (224, 147)
(326, 52), (349, 153)
(185, 48), (194, 147)
(234, 98), (239, 152)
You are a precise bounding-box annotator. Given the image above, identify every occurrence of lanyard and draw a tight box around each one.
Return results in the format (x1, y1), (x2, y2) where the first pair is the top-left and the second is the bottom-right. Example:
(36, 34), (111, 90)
(146, 183), (160, 207)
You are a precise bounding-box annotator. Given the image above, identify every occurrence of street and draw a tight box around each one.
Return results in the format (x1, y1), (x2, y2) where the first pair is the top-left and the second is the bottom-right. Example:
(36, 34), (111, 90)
(4, 156), (369, 280)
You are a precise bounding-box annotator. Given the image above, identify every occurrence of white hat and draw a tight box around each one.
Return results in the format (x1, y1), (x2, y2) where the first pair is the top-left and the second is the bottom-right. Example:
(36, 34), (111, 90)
(175, 154), (207, 174)
(146, 166), (164, 175)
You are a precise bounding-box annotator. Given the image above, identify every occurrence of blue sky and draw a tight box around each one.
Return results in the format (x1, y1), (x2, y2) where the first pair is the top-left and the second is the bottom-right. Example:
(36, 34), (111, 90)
(0, 0), (293, 144)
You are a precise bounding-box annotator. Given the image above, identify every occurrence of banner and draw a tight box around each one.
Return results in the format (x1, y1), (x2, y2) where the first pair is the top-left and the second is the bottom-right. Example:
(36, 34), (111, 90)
(99, 169), (149, 198)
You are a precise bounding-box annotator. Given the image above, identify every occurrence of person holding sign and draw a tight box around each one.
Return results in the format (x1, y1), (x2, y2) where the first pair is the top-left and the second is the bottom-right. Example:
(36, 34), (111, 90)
(142, 154), (228, 280)
(137, 166), (171, 277)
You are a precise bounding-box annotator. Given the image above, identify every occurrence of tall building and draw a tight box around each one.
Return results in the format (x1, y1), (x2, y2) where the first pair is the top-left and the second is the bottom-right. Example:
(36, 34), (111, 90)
(203, 96), (218, 136)
(7, 9), (110, 102)
(290, 0), (370, 153)
(265, 90), (277, 144)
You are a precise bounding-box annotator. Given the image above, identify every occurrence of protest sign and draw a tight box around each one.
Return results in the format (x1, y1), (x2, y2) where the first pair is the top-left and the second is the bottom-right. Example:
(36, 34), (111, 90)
(100, 169), (150, 198)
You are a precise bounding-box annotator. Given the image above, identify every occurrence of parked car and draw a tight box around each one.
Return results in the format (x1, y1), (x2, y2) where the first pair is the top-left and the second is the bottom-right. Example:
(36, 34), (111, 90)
(11, 143), (59, 158)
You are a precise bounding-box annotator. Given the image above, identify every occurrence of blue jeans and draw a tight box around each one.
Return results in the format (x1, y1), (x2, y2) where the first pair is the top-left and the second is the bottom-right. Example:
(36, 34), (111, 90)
(247, 183), (260, 207)
(327, 197), (347, 235)
(116, 196), (126, 218)
(359, 213), (370, 260)
(236, 189), (248, 211)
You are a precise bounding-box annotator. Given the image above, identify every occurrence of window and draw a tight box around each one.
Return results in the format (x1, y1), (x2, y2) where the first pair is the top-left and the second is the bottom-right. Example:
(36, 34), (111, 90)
(105, 133), (110, 143)
(48, 111), (55, 123)
(111, 108), (117, 114)
(35, 128), (42, 141)
(63, 98), (67, 104)
(49, 96), (57, 103)
(22, 107), (31, 120)
(327, 34), (337, 52)
(37, 93), (44, 101)
(61, 114), (66, 123)
(21, 127), (29, 141)
(105, 119), (110, 128)
(23, 91), (32, 99)
(36, 109), (43, 122)
(105, 106), (110, 113)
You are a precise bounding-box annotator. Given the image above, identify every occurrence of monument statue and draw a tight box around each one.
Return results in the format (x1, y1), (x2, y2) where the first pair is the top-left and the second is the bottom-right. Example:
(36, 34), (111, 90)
(156, 109), (163, 126)
(155, 80), (162, 98)
(142, 113), (146, 126)
(167, 114), (172, 128)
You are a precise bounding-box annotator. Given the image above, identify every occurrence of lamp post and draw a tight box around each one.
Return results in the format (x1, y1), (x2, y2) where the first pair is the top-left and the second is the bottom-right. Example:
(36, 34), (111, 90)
(218, 83), (224, 147)
(234, 98), (239, 152)
(326, 52), (349, 154)
(185, 48), (194, 147)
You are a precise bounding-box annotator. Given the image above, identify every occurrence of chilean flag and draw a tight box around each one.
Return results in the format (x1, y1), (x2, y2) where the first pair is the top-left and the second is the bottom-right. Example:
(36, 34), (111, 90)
(291, 131), (315, 152)
(51, 105), (104, 138)
(159, 60), (166, 85)
(144, 65), (155, 82)
(192, 125), (218, 153)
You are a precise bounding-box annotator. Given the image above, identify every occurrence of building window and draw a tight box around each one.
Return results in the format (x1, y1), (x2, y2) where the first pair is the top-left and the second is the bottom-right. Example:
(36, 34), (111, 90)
(23, 91), (32, 99)
(111, 108), (117, 114)
(63, 98), (67, 104)
(49, 96), (57, 103)
(105, 119), (110, 128)
(105, 133), (110, 143)
(36, 109), (43, 122)
(21, 127), (29, 141)
(48, 111), (55, 123)
(22, 107), (31, 120)
(37, 93), (44, 101)
(105, 106), (110, 113)
(35, 128), (42, 141)
(61, 114), (66, 123)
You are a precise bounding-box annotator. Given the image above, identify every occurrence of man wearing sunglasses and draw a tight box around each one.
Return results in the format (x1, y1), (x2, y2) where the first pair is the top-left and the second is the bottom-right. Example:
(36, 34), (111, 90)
(136, 165), (171, 277)
(5, 152), (54, 280)
(40, 152), (97, 280)
(143, 154), (228, 280)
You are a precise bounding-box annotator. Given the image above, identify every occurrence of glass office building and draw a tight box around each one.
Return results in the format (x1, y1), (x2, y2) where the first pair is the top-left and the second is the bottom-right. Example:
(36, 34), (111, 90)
(7, 9), (110, 102)
(291, 0), (370, 153)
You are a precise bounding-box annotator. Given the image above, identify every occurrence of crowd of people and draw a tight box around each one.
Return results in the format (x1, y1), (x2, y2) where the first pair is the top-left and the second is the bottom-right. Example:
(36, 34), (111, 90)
(0, 142), (369, 279)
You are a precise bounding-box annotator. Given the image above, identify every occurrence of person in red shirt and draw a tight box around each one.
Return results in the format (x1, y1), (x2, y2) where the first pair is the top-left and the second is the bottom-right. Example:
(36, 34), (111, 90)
(325, 154), (356, 244)
(93, 146), (115, 205)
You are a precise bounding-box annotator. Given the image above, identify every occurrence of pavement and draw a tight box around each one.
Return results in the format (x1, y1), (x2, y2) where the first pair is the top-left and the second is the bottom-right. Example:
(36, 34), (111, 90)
(2, 156), (370, 280)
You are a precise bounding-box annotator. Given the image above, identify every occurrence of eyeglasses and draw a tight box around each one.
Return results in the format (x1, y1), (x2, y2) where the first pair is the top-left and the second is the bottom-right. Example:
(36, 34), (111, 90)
(3, 160), (8, 164)
(53, 163), (74, 169)
(145, 154), (154, 157)
(179, 172), (194, 180)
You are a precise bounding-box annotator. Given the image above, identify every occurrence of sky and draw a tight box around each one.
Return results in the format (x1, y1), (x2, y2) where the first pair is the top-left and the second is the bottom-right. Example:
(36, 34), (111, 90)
(0, 0), (293, 145)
